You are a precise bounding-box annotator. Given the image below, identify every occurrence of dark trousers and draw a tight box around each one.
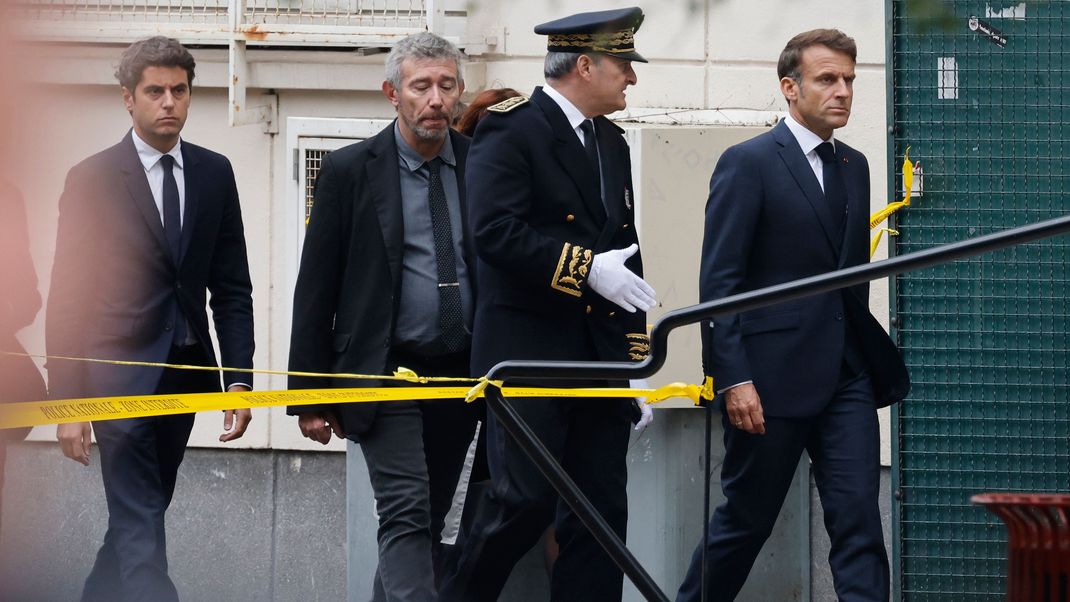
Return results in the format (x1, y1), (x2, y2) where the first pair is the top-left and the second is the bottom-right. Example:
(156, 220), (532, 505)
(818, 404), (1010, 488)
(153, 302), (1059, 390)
(439, 394), (633, 602)
(364, 348), (478, 602)
(81, 345), (217, 602)
(676, 368), (888, 602)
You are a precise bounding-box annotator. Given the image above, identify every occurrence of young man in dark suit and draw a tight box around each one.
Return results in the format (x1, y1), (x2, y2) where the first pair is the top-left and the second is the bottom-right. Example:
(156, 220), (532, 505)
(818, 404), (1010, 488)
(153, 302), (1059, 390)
(47, 36), (254, 602)
(287, 32), (478, 602)
(439, 8), (655, 602)
(679, 29), (910, 602)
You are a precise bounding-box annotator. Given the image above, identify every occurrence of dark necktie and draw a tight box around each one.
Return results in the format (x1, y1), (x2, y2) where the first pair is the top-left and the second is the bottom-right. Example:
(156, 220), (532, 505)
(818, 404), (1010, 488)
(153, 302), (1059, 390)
(426, 158), (466, 353)
(579, 119), (600, 175)
(815, 142), (846, 237)
(159, 154), (188, 344)
(160, 154), (182, 260)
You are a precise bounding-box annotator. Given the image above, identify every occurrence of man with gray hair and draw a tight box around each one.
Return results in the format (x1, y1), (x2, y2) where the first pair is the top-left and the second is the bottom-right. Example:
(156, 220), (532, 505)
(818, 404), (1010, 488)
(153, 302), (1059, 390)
(440, 7), (654, 601)
(287, 31), (478, 601)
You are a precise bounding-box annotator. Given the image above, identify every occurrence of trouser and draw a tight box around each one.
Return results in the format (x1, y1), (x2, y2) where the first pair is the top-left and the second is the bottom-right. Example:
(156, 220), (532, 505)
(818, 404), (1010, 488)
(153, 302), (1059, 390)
(82, 344), (217, 602)
(676, 367), (888, 602)
(363, 348), (478, 602)
(439, 393), (633, 602)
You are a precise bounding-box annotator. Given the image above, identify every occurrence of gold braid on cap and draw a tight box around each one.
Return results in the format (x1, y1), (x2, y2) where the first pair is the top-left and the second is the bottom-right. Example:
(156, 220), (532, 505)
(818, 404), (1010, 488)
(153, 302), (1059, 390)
(547, 30), (635, 52)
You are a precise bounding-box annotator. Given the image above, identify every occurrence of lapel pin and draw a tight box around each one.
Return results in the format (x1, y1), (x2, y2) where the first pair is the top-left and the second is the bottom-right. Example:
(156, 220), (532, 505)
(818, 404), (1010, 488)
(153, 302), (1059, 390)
(842, 156), (849, 164)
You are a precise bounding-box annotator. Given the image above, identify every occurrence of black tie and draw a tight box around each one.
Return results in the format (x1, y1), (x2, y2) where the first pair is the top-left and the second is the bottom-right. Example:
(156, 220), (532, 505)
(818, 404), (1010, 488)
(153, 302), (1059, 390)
(426, 158), (466, 353)
(160, 154), (182, 260)
(580, 119), (600, 175)
(815, 142), (846, 237)
(159, 154), (188, 344)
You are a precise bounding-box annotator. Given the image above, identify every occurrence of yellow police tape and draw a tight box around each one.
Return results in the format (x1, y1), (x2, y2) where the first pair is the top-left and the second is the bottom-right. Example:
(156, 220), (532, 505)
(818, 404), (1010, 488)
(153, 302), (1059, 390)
(0, 351), (715, 429)
(868, 147), (915, 258)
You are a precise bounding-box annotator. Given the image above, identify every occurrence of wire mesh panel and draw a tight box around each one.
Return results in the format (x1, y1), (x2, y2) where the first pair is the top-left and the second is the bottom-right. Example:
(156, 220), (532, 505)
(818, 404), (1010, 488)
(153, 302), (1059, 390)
(891, 1), (1070, 599)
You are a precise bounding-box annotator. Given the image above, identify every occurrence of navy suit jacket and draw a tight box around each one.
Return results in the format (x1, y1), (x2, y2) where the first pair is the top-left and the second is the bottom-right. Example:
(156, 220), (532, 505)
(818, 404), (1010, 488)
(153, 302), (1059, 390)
(46, 131), (254, 400)
(287, 124), (474, 438)
(466, 87), (649, 381)
(699, 120), (908, 416)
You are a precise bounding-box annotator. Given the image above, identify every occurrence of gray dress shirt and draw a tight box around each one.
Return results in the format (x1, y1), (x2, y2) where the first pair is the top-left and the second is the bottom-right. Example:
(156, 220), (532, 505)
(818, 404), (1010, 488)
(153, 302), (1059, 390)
(392, 123), (474, 356)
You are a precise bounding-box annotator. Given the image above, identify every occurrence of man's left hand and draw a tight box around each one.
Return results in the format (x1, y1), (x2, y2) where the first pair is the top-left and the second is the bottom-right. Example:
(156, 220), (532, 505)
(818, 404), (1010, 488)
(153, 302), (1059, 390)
(220, 384), (252, 442)
(630, 378), (654, 433)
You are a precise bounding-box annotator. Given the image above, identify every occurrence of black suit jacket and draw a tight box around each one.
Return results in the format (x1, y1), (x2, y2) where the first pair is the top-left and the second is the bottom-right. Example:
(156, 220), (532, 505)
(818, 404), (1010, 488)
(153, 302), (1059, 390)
(46, 132), (254, 400)
(699, 120), (909, 416)
(287, 124), (474, 438)
(466, 86), (648, 381)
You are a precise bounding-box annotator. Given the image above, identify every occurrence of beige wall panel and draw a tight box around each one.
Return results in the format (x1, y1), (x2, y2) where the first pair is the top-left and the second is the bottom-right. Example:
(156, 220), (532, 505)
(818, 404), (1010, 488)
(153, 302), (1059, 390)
(708, 0), (886, 64)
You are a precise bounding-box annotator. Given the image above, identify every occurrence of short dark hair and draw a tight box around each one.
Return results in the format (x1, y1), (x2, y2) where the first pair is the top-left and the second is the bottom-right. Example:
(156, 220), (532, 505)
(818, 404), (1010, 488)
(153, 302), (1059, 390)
(115, 36), (196, 92)
(777, 29), (856, 82)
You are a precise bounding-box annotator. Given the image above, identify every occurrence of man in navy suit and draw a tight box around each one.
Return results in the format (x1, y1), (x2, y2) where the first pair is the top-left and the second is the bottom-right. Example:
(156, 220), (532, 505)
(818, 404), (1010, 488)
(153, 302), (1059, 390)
(678, 29), (909, 602)
(47, 37), (254, 602)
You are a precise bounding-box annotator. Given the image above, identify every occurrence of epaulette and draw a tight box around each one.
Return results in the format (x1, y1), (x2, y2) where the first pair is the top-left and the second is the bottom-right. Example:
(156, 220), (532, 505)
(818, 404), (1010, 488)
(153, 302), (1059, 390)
(487, 95), (529, 114)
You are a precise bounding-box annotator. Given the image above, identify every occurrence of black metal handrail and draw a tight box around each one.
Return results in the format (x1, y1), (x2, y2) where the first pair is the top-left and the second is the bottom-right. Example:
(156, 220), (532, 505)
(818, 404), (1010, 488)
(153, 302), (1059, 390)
(480, 213), (1070, 602)
(488, 213), (1070, 382)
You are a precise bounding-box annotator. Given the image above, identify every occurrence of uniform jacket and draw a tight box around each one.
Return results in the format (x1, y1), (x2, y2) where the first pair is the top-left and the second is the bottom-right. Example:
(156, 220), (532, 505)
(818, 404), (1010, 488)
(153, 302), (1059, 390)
(46, 131), (254, 400)
(467, 86), (649, 380)
(699, 120), (909, 416)
(287, 124), (474, 437)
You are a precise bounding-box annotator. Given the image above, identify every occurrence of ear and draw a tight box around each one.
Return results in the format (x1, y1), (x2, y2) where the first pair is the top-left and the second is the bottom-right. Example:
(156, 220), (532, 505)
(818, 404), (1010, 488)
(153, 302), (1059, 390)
(121, 86), (134, 114)
(576, 54), (595, 81)
(780, 76), (798, 104)
(382, 80), (400, 108)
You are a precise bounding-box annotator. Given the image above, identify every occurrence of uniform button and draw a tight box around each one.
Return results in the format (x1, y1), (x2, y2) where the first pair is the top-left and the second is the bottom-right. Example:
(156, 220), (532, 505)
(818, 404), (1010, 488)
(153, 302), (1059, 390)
(164, 321), (173, 331)
(176, 282), (182, 289)
(835, 312), (844, 321)
(566, 214), (575, 222)
(622, 223), (630, 229)
(586, 305), (592, 314)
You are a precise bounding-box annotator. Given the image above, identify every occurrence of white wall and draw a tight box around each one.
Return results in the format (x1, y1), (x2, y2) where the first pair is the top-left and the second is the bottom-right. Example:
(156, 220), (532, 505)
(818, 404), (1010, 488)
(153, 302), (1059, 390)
(11, 0), (894, 460)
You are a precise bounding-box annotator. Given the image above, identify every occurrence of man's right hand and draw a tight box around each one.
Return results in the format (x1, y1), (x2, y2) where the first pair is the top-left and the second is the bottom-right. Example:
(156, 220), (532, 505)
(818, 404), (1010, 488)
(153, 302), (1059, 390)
(724, 383), (765, 435)
(57, 421), (92, 465)
(298, 412), (343, 445)
(588, 244), (656, 313)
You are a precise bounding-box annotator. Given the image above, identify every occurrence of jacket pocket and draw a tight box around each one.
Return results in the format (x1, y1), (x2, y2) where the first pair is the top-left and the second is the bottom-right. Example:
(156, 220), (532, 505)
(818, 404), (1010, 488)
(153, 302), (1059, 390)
(740, 311), (800, 336)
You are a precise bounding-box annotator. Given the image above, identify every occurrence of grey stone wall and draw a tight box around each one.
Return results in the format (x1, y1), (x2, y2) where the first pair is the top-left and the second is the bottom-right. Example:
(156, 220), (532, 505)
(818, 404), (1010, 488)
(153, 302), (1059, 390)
(0, 443), (346, 601)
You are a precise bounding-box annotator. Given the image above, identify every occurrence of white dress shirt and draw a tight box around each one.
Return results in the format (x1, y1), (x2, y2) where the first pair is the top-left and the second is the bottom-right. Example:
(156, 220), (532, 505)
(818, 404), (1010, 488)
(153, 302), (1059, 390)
(131, 130), (185, 228)
(782, 113), (836, 193)
(543, 83), (591, 145)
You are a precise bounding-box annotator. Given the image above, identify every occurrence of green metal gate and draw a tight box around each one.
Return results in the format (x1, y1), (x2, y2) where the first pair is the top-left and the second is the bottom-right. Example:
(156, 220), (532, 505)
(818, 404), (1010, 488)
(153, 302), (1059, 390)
(890, 1), (1070, 599)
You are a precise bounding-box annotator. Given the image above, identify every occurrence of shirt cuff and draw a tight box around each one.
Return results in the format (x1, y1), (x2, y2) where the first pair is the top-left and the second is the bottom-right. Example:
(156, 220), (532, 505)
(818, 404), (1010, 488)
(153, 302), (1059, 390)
(716, 380), (752, 395)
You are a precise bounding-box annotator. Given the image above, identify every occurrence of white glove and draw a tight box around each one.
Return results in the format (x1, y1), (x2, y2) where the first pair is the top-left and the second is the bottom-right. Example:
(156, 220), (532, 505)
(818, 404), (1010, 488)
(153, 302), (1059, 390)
(631, 378), (654, 432)
(588, 244), (656, 313)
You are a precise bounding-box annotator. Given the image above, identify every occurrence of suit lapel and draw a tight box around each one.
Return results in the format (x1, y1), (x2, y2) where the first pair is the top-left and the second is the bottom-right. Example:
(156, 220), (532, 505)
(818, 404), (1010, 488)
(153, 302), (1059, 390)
(450, 130), (477, 269)
(179, 143), (200, 264)
(838, 150), (863, 268)
(119, 132), (173, 263)
(366, 124), (405, 287)
(594, 116), (625, 227)
(531, 88), (607, 224)
(773, 122), (840, 257)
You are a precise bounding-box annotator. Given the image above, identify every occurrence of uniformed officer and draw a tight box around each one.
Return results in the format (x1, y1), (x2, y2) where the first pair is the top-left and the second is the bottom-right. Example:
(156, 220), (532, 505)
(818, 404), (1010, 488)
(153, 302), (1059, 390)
(439, 7), (655, 601)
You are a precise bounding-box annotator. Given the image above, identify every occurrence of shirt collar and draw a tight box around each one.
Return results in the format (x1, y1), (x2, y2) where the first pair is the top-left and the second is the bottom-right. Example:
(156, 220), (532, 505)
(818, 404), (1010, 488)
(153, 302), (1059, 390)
(394, 121), (456, 173)
(130, 129), (182, 172)
(783, 113), (834, 156)
(542, 84), (588, 132)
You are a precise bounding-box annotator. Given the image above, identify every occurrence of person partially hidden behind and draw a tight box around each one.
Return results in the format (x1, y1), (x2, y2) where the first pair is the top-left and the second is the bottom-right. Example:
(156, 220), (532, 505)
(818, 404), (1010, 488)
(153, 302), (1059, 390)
(679, 29), (910, 602)
(47, 36), (255, 602)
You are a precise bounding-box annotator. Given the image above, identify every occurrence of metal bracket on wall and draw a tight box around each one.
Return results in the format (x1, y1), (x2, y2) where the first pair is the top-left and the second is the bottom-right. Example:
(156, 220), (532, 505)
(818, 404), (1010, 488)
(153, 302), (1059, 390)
(228, 37), (278, 133)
